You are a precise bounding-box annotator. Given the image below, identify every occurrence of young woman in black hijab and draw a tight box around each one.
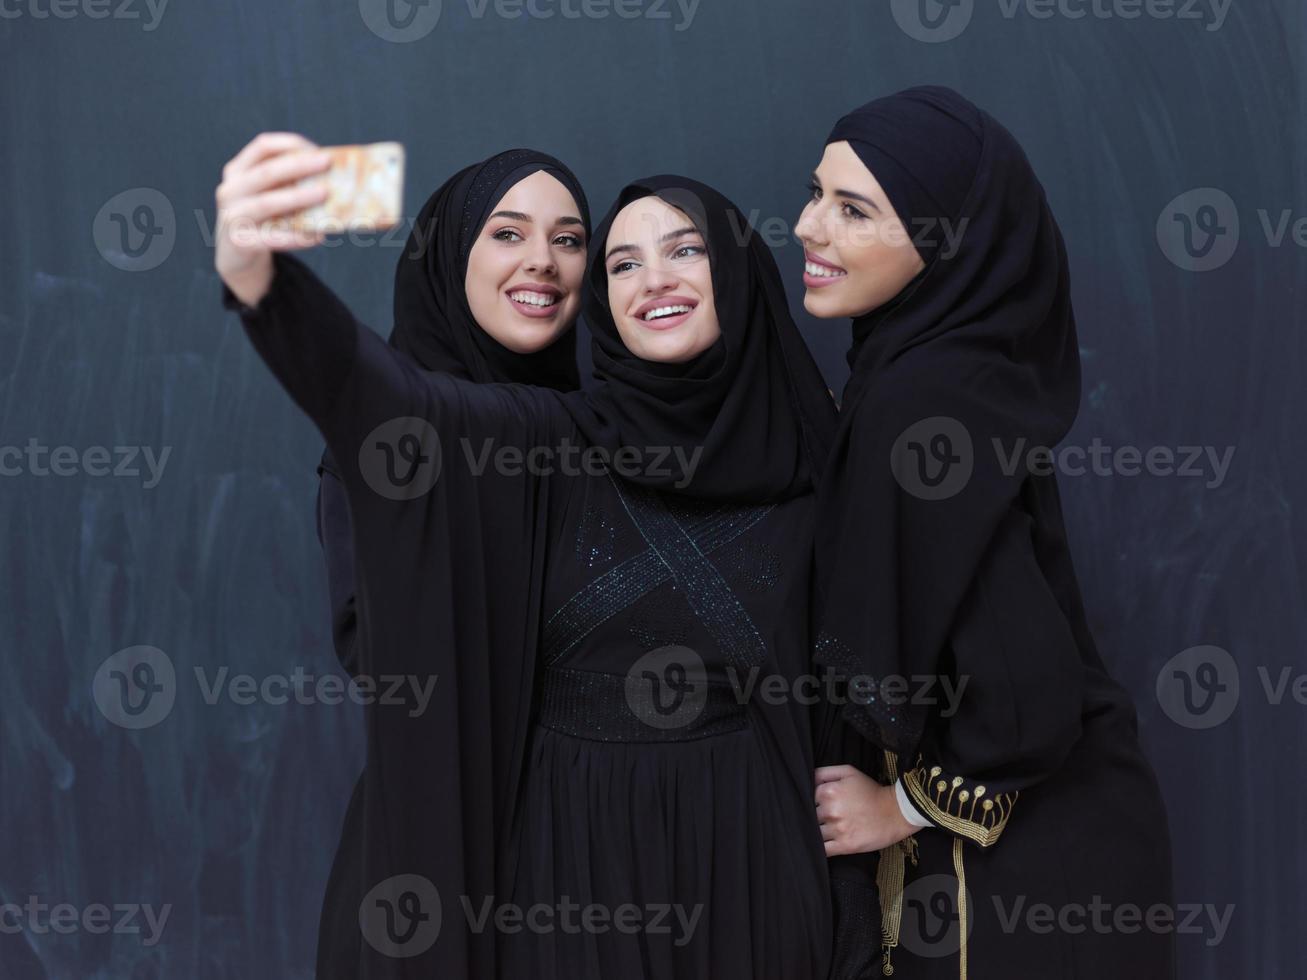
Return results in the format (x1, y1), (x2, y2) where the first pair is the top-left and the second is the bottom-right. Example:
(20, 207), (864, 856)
(215, 136), (839, 978)
(311, 147), (591, 979)
(795, 87), (1175, 978)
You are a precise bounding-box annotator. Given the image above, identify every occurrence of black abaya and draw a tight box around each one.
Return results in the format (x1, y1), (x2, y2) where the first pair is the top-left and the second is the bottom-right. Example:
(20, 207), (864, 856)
(309, 149), (590, 980)
(811, 87), (1175, 979)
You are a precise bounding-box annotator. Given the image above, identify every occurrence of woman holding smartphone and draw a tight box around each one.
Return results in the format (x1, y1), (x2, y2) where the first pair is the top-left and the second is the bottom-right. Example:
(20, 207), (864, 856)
(216, 137), (840, 979)
(309, 145), (592, 980)
(798, 87), (1174, 979)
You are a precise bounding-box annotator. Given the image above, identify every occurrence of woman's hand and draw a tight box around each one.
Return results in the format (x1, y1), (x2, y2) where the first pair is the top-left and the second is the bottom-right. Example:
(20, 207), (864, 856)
(214, 132), (333, 308)
(815, 764), (918, 857)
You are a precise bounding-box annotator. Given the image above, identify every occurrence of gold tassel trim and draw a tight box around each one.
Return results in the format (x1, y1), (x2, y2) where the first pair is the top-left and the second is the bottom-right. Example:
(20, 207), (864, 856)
(953, 837), (968, 980)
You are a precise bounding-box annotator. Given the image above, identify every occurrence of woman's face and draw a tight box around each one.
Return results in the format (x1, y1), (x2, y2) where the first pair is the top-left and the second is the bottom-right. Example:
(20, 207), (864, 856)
(794, 140), (925, 319)
(603, 196), (721, 364)
(465, 170), (587, 353)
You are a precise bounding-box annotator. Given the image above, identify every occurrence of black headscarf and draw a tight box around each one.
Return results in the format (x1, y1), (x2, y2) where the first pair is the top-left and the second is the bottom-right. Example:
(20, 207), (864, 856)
(386, 147), (588, 389)
(568, 175), (836, 503)
(813, 86), (1081, 758)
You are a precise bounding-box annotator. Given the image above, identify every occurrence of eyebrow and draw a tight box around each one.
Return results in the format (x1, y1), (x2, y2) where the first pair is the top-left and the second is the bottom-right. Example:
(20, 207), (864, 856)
(487, 211), (585, 226)
(604, 225), (700, 262)
(811, 172), (882, 213)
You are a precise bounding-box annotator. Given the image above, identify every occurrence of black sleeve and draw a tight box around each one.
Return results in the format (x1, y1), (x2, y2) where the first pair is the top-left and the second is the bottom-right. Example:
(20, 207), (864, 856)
(898, 499), (1085, 848)
(314, 448), (359, 677)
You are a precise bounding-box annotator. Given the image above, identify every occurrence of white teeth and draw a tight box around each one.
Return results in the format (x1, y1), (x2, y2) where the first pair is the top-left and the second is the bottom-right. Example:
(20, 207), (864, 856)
(641, 305), (693, 321)
(509, 290), (559, 307)
(805, 261), (846, 278)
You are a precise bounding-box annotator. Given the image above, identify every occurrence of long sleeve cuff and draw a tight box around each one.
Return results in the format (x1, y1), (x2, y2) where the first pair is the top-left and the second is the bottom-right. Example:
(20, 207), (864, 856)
(900, 756), (1018, 848)
(895, 778), (935, 829)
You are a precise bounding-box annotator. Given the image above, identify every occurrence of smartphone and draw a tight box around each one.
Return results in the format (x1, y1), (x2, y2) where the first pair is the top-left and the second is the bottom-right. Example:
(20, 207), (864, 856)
(267, 141), (405, 234)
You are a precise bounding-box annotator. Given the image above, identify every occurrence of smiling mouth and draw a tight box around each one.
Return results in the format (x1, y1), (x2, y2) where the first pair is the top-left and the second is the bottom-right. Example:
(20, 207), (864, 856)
(641, 303), (695, 322)
(508, 289), (561, 309)
(804, 260), (847, 279)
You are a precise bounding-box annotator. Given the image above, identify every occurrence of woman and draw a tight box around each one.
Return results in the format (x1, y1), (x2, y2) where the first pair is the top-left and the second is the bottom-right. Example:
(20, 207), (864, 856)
(311, 147), (591, 980)
(216, 138), (839, 978)
(796, 87), (1175, 978)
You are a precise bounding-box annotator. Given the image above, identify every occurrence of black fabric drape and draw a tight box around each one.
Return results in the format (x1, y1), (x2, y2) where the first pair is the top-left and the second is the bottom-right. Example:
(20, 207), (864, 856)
(812, 86), (1082, 761)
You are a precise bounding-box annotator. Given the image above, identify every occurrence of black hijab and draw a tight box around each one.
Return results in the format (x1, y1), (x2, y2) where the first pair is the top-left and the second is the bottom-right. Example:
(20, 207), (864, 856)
(813, 86), (1081, 758)
(387, 147), (589, 389)
(568, 176), (836, 503)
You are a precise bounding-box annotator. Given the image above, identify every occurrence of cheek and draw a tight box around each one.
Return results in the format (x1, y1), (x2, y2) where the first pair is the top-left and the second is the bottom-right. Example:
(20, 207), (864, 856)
(559, 253), (587, 293)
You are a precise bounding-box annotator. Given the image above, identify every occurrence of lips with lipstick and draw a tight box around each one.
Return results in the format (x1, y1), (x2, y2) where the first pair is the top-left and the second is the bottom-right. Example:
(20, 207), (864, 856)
(507, 284), (564, 318)
(631, 294), (699, 331)
(803, 251), (848, 288)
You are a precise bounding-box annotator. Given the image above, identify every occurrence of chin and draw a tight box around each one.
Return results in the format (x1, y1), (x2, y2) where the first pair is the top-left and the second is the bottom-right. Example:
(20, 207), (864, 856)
(803, 290), (844, 320)
(497, 326), (562, 354)
(636, 334), (699, 364)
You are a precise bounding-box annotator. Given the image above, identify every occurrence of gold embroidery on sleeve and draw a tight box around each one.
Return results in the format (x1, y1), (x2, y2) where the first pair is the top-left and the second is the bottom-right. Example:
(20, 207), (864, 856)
(901, 756), (1016, 848)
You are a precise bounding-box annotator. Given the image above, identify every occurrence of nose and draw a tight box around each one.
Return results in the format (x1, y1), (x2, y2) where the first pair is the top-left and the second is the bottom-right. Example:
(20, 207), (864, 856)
(640, 262), (679, 295)
(523, 242), (557, 277)
(795, 201), (828, 247)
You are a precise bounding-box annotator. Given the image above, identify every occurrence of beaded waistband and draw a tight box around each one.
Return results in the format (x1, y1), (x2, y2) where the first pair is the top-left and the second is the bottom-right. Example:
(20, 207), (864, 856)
(535, 665), (749, 743)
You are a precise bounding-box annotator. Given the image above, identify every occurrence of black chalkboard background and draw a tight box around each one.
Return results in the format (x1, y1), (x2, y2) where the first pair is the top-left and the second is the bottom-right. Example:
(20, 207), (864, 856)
(1, 1), (1301, 977)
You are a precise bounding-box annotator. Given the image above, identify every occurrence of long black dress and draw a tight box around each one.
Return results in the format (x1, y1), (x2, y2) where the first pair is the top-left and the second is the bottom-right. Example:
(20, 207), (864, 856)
(309, 149), (590, 980)
(223, 178), (840, 979)
(811, 87), (1175, 979)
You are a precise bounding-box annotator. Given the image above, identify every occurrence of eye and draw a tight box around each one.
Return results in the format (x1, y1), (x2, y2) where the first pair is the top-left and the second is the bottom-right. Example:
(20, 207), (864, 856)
(610, 259), (638, 275)
(554, 232), (584, 249)
(841, 202), (869, 221)
(671, 242), (706, 260)
(492, 227), (524, 242)
(807, 181), (822, 201)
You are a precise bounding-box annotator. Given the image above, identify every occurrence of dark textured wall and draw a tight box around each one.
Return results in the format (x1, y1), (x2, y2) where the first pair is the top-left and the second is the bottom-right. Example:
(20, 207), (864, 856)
(1, 1), (1301, 976)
